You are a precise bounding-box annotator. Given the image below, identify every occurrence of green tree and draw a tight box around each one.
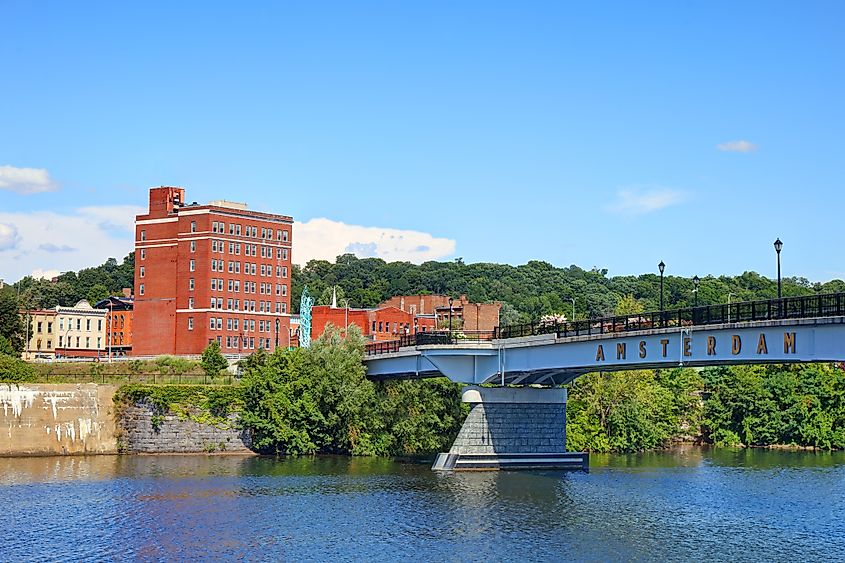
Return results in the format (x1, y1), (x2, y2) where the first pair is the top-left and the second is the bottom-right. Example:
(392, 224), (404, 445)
(615, 294), (644, 316)
(0, 292), (25, 353)
(0, 355), (37, 383)
(86, 283), (109, 305)
(200, 341), (229, 379)
(0, 334), (15, 356)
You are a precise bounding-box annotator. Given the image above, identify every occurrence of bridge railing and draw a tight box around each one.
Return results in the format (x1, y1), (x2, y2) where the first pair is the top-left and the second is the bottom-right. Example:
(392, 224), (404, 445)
(365, 292), (845, 356)
(498, 292), (845, 339)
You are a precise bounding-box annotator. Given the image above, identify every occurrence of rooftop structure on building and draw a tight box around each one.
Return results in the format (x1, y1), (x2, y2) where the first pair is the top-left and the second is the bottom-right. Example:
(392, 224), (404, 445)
(133, 187), (293, 356)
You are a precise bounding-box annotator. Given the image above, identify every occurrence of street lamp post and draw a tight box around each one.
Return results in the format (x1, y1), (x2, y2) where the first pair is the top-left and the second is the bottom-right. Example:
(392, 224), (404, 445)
(569, 297), (576, 324)
(692, 275), (700, 308)
(108, 301), (113, 363)
(448, 297), (454, 342)
(774, 238), (783, 300)
(658, 261), (666, 310)
(727, 292), (735, 322)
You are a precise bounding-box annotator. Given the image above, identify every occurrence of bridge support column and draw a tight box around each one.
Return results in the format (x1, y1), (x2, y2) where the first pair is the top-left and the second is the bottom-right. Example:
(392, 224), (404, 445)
(432, 386), (588, 471)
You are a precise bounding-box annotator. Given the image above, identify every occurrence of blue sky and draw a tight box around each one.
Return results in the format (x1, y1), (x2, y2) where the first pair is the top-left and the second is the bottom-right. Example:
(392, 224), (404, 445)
(1, 1), (843, 282)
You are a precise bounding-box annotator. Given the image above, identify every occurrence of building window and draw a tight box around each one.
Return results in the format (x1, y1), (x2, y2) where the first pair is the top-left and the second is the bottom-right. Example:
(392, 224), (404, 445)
(85, 337), (90, 348)
(139, 284), (145, 296)
(191, 221), (197, 233)
(283, 248), (288, 260)
(76, 319), (81, 330)
(276, 229), (282, 240)
(97, 337), (101, 348)
(282, 230), (288, 242)
(59, 319), (64, 331)
(281, 303), (287, 313)
(282, 267), (288, 278)
(281, 285), (287, 296)
(75, 336), (80, 348)
(47, 322), (52, 333)
(86, 319), (91, 331)
(190, 259), (195, 272)
(189, 278), (195, 291)
(140, 266), (145, 278)
(140, 249), (146, 260)
(188, 317), (194, 331)
(188, 298), (194, 309)
(191, 241), (196, 253)
(140, 230), (146, 241)
(98, 319), (102, 331)
(37, 321), (43, 333)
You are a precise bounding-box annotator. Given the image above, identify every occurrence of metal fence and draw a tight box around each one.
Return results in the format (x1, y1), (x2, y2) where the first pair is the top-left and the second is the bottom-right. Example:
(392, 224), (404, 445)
(31, 373), (236, 385)
(365, 292), (845, 356)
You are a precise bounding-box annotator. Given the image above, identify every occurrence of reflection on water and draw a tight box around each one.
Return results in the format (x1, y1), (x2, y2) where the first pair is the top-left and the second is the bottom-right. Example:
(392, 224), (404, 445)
(0, 449), (844, 561)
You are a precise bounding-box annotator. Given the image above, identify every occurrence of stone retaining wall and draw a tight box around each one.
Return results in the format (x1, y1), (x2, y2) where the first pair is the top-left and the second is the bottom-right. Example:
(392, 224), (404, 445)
(449, 400), (566, 455)
(119, 403), (252, 453)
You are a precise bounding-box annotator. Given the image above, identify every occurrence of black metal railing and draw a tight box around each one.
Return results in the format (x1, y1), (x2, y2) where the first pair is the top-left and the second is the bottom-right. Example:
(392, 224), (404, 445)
(498, 292), (845, 340)
(365, 292), (845, 356)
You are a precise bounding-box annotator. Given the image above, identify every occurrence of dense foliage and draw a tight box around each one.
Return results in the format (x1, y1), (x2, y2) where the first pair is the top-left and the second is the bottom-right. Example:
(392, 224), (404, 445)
(702, 364), (845, 449)
(239, 325), (465, 456)
(0, 355), (38, 384)
(8, 253), (135, 309)
(567, 364), (845, 452)
(7, 253), (845, 328)
(292, 254), (845, 323)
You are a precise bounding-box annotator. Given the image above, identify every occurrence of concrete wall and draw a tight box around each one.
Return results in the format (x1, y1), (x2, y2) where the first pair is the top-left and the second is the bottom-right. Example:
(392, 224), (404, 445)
(0, 384), (119, 455)
(118, 404), (252, 453)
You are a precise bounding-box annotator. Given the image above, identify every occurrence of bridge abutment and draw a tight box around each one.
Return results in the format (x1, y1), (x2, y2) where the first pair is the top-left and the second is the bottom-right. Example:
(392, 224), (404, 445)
(432, 386), (588, 471)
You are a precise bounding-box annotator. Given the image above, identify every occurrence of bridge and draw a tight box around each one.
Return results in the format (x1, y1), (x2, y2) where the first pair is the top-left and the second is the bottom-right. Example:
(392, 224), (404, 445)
(363, 292), (845, 471)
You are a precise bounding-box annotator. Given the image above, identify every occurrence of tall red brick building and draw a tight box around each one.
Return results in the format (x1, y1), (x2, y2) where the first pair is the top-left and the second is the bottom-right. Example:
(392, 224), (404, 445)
(133, 187), (293, 356)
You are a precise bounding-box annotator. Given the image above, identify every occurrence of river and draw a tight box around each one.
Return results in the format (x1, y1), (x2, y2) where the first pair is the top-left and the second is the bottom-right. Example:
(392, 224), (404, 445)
(0, 448), (843, 561)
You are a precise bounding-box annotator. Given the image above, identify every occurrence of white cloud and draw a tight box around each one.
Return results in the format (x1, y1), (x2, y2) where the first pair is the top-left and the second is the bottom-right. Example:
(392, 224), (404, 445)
(294, 218), (455, 264)
(716, 140), (758, 153)
(0, 205), (144, 282)
(0, 223), (19, 251)
(31, 269), (60, 280)
(606, 186), (688, 216)
(0, 165), (58, 194)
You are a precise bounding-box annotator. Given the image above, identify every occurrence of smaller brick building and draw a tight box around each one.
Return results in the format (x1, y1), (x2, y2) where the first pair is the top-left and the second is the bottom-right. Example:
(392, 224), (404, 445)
(378, 294), (501, 332)
(311, 305), (437, 342)
(95, 293), (134, 357)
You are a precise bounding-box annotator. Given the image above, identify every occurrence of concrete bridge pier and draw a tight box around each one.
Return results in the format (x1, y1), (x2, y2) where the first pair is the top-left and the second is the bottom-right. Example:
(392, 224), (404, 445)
(432, 386), (588, 471)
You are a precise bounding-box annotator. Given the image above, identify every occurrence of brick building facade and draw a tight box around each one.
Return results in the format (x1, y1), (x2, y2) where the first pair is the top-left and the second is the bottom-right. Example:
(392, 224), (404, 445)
(311, 305), (437, 342)
(133, 187), (293, 356)
(378, 294), (501, 332)
(95, 294), (134, 357)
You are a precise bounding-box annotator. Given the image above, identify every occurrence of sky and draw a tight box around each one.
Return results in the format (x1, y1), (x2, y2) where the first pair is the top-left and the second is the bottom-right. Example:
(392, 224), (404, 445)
(1, 1), (843, 283)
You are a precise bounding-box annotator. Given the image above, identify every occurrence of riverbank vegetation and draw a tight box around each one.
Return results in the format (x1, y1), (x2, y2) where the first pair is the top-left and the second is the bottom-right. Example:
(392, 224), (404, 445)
(239, 326), (465, 456)
(567, 363), (845, 452)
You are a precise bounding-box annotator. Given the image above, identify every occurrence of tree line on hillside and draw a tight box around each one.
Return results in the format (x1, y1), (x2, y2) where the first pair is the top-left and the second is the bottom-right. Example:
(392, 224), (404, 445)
(4, 252), (845, 344)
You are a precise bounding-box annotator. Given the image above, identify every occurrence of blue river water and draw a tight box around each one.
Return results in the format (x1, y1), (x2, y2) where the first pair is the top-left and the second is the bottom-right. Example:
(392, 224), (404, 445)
(0, 448), (843, 561)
